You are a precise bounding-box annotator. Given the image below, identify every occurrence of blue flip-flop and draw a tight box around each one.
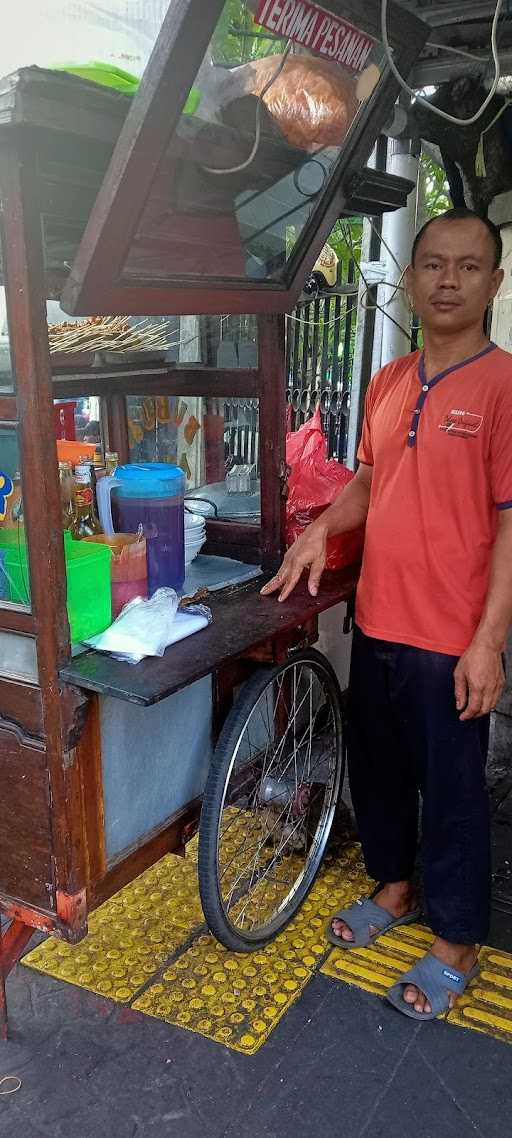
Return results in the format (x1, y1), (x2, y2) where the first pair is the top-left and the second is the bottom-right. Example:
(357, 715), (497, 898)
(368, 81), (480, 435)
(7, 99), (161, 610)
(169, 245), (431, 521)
(386, 951), (480, 1020)
(326, 896), (421, 949)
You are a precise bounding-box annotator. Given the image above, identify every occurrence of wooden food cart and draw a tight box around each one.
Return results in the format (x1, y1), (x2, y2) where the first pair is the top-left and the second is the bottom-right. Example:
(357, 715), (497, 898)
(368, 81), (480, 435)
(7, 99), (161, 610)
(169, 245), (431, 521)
(0, 0), (427, 1036)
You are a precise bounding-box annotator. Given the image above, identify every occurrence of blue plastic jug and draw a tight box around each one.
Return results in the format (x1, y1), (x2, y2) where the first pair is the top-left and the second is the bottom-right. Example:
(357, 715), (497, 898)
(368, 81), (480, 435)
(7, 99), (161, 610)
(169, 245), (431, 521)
(97, 463), (185, 595)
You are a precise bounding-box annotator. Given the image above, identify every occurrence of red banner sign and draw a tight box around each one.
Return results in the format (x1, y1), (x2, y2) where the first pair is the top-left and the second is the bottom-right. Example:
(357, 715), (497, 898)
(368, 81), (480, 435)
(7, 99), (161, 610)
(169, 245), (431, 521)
(254, 0), (375, 73)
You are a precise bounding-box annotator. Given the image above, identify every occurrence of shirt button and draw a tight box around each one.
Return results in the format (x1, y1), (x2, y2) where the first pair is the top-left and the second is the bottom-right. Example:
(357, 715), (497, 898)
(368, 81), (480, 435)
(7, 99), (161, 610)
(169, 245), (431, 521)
(409, 430), (416, 438)
(422, 384), (429, 392)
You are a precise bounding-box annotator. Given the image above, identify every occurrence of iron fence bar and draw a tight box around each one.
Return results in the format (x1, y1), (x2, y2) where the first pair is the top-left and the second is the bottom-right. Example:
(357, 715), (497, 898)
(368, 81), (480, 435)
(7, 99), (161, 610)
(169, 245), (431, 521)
(291, 303), (302, 430)
(342, 259), (356, 385)
(325, 293), (341, 457)
(300, 302), (310, 407)
(310, 298), (321, 395)
(320, 296), (331, 393)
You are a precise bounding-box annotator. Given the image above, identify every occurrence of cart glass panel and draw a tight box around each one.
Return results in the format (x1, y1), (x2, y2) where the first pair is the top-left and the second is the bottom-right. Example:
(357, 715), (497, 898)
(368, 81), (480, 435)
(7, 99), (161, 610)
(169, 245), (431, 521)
(62, 0), (427, 315)
(0, 294), (13, 394)
(127, 394), (261, 515)
(0, 427), (30, 611)
(0, 220), (14, 392)
(121, 3), (387, 288)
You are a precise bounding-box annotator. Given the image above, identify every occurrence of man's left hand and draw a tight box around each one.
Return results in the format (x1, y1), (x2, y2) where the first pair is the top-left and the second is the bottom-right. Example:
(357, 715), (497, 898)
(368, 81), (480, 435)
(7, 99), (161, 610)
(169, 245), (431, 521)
(454, 642), (505, 721)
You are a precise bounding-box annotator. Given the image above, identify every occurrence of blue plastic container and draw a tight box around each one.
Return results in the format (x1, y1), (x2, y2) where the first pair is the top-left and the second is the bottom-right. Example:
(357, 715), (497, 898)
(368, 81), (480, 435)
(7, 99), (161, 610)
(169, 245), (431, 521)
(97, 463), (185, 595)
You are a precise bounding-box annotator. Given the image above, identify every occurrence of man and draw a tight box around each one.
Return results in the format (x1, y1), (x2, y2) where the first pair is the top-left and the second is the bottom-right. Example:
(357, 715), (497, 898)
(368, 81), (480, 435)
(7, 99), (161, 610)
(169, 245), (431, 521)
(262, 207), (512, 1020)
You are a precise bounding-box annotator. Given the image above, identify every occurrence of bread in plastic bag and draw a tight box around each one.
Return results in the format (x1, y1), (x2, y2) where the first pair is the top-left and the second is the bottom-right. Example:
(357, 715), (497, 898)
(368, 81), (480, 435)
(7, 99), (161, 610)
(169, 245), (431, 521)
(286, 408), (364, 570)
(240, 54), (359, 152)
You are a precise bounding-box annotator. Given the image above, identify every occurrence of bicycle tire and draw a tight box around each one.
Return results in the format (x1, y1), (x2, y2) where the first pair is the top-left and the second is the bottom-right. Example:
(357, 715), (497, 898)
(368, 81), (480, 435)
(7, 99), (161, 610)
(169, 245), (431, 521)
(198, 647), (345, 952)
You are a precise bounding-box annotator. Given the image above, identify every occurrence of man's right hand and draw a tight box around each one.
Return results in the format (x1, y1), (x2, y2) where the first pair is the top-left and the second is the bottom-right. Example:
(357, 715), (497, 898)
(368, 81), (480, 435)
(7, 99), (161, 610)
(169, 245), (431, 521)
(260, 521), (328, 602)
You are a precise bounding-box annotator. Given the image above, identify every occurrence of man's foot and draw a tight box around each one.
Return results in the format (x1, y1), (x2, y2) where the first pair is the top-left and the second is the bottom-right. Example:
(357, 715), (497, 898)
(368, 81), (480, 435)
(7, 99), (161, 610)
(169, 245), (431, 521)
(331, 880), (418, 943)
(403, 938), (479, 1015)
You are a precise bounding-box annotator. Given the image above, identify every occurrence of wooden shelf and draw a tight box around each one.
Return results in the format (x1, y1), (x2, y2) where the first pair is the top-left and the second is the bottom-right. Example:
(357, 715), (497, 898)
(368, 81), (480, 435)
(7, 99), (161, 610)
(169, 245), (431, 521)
(59, 569), (358, 706)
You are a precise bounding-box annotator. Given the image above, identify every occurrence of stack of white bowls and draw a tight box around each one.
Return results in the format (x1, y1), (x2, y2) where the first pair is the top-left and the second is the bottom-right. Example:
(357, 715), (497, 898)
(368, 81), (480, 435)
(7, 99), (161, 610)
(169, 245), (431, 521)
(184, 510), (207, 566)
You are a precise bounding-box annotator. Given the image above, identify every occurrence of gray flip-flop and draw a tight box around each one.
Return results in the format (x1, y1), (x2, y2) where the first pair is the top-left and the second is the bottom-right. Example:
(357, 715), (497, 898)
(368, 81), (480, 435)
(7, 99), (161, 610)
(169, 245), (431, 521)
(326, 896), (421, 949)
(386, 951), (480, 1020)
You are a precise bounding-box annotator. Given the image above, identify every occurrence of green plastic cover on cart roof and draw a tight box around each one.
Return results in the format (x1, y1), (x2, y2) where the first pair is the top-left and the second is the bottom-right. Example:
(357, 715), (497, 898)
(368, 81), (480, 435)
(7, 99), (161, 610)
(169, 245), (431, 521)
(53, 60), (201, 114)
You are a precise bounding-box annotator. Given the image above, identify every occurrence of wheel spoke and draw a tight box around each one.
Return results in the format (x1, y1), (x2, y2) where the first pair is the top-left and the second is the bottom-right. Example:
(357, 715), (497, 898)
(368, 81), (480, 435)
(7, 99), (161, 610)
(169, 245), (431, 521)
(200, 655), (343, 947)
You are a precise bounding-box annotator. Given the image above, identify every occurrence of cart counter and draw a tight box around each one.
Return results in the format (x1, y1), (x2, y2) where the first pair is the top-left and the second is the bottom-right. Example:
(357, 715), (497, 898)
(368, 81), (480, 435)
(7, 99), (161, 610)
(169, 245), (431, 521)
(60, 570), (358, 705)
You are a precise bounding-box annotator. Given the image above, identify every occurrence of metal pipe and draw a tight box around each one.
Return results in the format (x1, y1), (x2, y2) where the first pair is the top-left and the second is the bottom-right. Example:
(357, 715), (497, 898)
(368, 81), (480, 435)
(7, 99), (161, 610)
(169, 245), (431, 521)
(412, 49), (512, 88)
(380, 140), (419, 367)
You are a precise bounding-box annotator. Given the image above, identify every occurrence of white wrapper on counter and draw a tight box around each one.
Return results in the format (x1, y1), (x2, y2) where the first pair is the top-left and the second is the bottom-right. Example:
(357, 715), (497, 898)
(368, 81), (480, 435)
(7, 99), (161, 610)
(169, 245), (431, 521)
(85, 587), (211, 664)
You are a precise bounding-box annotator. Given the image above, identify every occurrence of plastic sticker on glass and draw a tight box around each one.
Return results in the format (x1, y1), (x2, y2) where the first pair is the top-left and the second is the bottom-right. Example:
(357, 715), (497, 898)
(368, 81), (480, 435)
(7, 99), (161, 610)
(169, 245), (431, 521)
(0, 472), (13, 521)
(254, 1), (375, 73)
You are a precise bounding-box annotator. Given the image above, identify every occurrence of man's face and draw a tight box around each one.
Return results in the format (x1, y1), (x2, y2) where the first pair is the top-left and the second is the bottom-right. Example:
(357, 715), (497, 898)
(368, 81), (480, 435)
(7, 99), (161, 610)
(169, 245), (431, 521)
(406, 219), (504, 335)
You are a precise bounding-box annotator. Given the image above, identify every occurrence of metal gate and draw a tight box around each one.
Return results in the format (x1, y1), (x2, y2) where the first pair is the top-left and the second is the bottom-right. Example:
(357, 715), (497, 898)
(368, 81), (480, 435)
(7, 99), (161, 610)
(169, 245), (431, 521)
(286, 260), (357, 462)
(202, 278), (358, 472)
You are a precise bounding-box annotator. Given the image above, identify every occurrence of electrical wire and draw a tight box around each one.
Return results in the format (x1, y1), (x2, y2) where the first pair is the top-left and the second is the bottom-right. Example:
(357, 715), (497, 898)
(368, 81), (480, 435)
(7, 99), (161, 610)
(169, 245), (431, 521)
(341, 223), (418, 348)
(285, 308), (352, 328)
(202, 42), (292, 176)
(286, 220), (410, 337)
(369, 217), (403, 273)
(364, 218), (408, 311)
(382, 0), (504, 126)
(360, 272), (407, 312)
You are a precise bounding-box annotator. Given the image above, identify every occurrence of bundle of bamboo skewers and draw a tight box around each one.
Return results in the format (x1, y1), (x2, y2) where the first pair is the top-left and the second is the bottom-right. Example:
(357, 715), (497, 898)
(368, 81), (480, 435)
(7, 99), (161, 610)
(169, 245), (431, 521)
(48, 316), (176, 355)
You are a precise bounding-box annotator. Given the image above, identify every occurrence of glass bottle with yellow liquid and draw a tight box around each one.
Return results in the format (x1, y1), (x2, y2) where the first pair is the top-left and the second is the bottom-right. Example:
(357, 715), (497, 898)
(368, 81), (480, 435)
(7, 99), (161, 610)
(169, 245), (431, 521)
(59, 461), (75, 531)
(70, 463), (102, 539)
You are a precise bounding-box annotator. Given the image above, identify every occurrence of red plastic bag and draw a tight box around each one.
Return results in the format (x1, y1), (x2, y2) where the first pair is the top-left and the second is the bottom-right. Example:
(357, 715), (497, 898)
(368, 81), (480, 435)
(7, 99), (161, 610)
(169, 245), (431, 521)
(286, 408), (364, 571)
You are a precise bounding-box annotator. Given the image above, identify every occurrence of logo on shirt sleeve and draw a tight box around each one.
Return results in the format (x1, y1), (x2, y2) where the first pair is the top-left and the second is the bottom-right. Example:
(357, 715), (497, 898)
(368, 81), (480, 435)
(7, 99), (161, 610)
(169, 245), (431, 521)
(439, 409), (483, 439)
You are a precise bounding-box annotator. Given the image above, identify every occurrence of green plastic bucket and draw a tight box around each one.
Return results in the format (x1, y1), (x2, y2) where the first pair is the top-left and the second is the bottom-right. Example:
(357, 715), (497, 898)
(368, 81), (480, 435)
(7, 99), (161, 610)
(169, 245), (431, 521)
(0, 532), (112, 644)
(53, 62), (202, 115)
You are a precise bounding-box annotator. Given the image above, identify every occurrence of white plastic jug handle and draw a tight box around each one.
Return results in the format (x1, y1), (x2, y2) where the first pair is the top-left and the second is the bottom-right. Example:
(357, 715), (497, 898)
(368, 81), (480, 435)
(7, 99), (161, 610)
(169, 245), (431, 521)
(96, 476), (118, 536)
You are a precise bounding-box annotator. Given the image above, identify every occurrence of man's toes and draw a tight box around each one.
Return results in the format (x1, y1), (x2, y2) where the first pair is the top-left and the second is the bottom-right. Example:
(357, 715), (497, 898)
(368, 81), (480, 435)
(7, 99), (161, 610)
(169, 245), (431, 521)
(414, 994), (424, 1012)
(332, 920), (354, 941)
(403, 985), (430, 1013)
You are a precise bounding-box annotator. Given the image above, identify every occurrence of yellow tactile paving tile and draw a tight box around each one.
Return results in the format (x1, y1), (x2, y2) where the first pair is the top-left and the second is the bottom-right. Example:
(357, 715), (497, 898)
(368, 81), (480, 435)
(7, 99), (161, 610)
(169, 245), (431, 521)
(136, 851), (205, 930)
(23, 851), (204, 1001)
(22, 840), (371, 1048)
(447, 948), (512, 1043)
(132, 905), (327, 1056)
(24, 830), (512, 1053)
(133, 844), (369, 1054)
(322, 925), (512, 1046)
(321, 923), (434, 996)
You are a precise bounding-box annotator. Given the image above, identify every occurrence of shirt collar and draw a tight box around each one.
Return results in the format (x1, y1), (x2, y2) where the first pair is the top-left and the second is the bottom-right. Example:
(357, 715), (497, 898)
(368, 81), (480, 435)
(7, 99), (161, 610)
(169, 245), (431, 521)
(418, 342), (497, 387)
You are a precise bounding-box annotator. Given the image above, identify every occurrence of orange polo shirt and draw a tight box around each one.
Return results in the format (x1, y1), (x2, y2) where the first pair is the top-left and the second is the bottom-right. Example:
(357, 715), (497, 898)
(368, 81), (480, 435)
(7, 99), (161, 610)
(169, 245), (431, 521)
(356, 343), (512, 656)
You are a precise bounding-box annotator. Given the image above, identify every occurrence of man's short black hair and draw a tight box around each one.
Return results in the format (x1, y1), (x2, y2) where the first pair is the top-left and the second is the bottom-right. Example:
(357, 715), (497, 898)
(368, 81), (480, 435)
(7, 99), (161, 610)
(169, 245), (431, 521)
(411, 207), (503, 271)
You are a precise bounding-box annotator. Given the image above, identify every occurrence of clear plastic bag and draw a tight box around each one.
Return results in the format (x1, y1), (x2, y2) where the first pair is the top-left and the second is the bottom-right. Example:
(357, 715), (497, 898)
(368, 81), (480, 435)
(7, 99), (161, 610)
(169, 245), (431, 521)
(234, 54), (359, 152)
(85, 587), (212, 664)
(286, 408), (364, 571)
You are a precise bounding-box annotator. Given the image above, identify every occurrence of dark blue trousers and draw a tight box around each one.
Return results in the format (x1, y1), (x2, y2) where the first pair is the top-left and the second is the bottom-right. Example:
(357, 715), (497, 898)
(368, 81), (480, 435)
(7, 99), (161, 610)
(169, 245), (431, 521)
(348, 626), (491, 944)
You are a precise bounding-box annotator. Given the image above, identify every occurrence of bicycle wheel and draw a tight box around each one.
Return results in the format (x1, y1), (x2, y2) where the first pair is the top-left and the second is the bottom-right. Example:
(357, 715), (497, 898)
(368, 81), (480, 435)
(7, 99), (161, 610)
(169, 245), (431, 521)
(198, 647), (345, 951)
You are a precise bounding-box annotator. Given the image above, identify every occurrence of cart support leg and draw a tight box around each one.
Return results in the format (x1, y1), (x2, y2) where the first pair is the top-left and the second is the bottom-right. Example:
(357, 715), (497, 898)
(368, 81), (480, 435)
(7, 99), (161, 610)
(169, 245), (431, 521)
(0, 912), (33, 1040)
